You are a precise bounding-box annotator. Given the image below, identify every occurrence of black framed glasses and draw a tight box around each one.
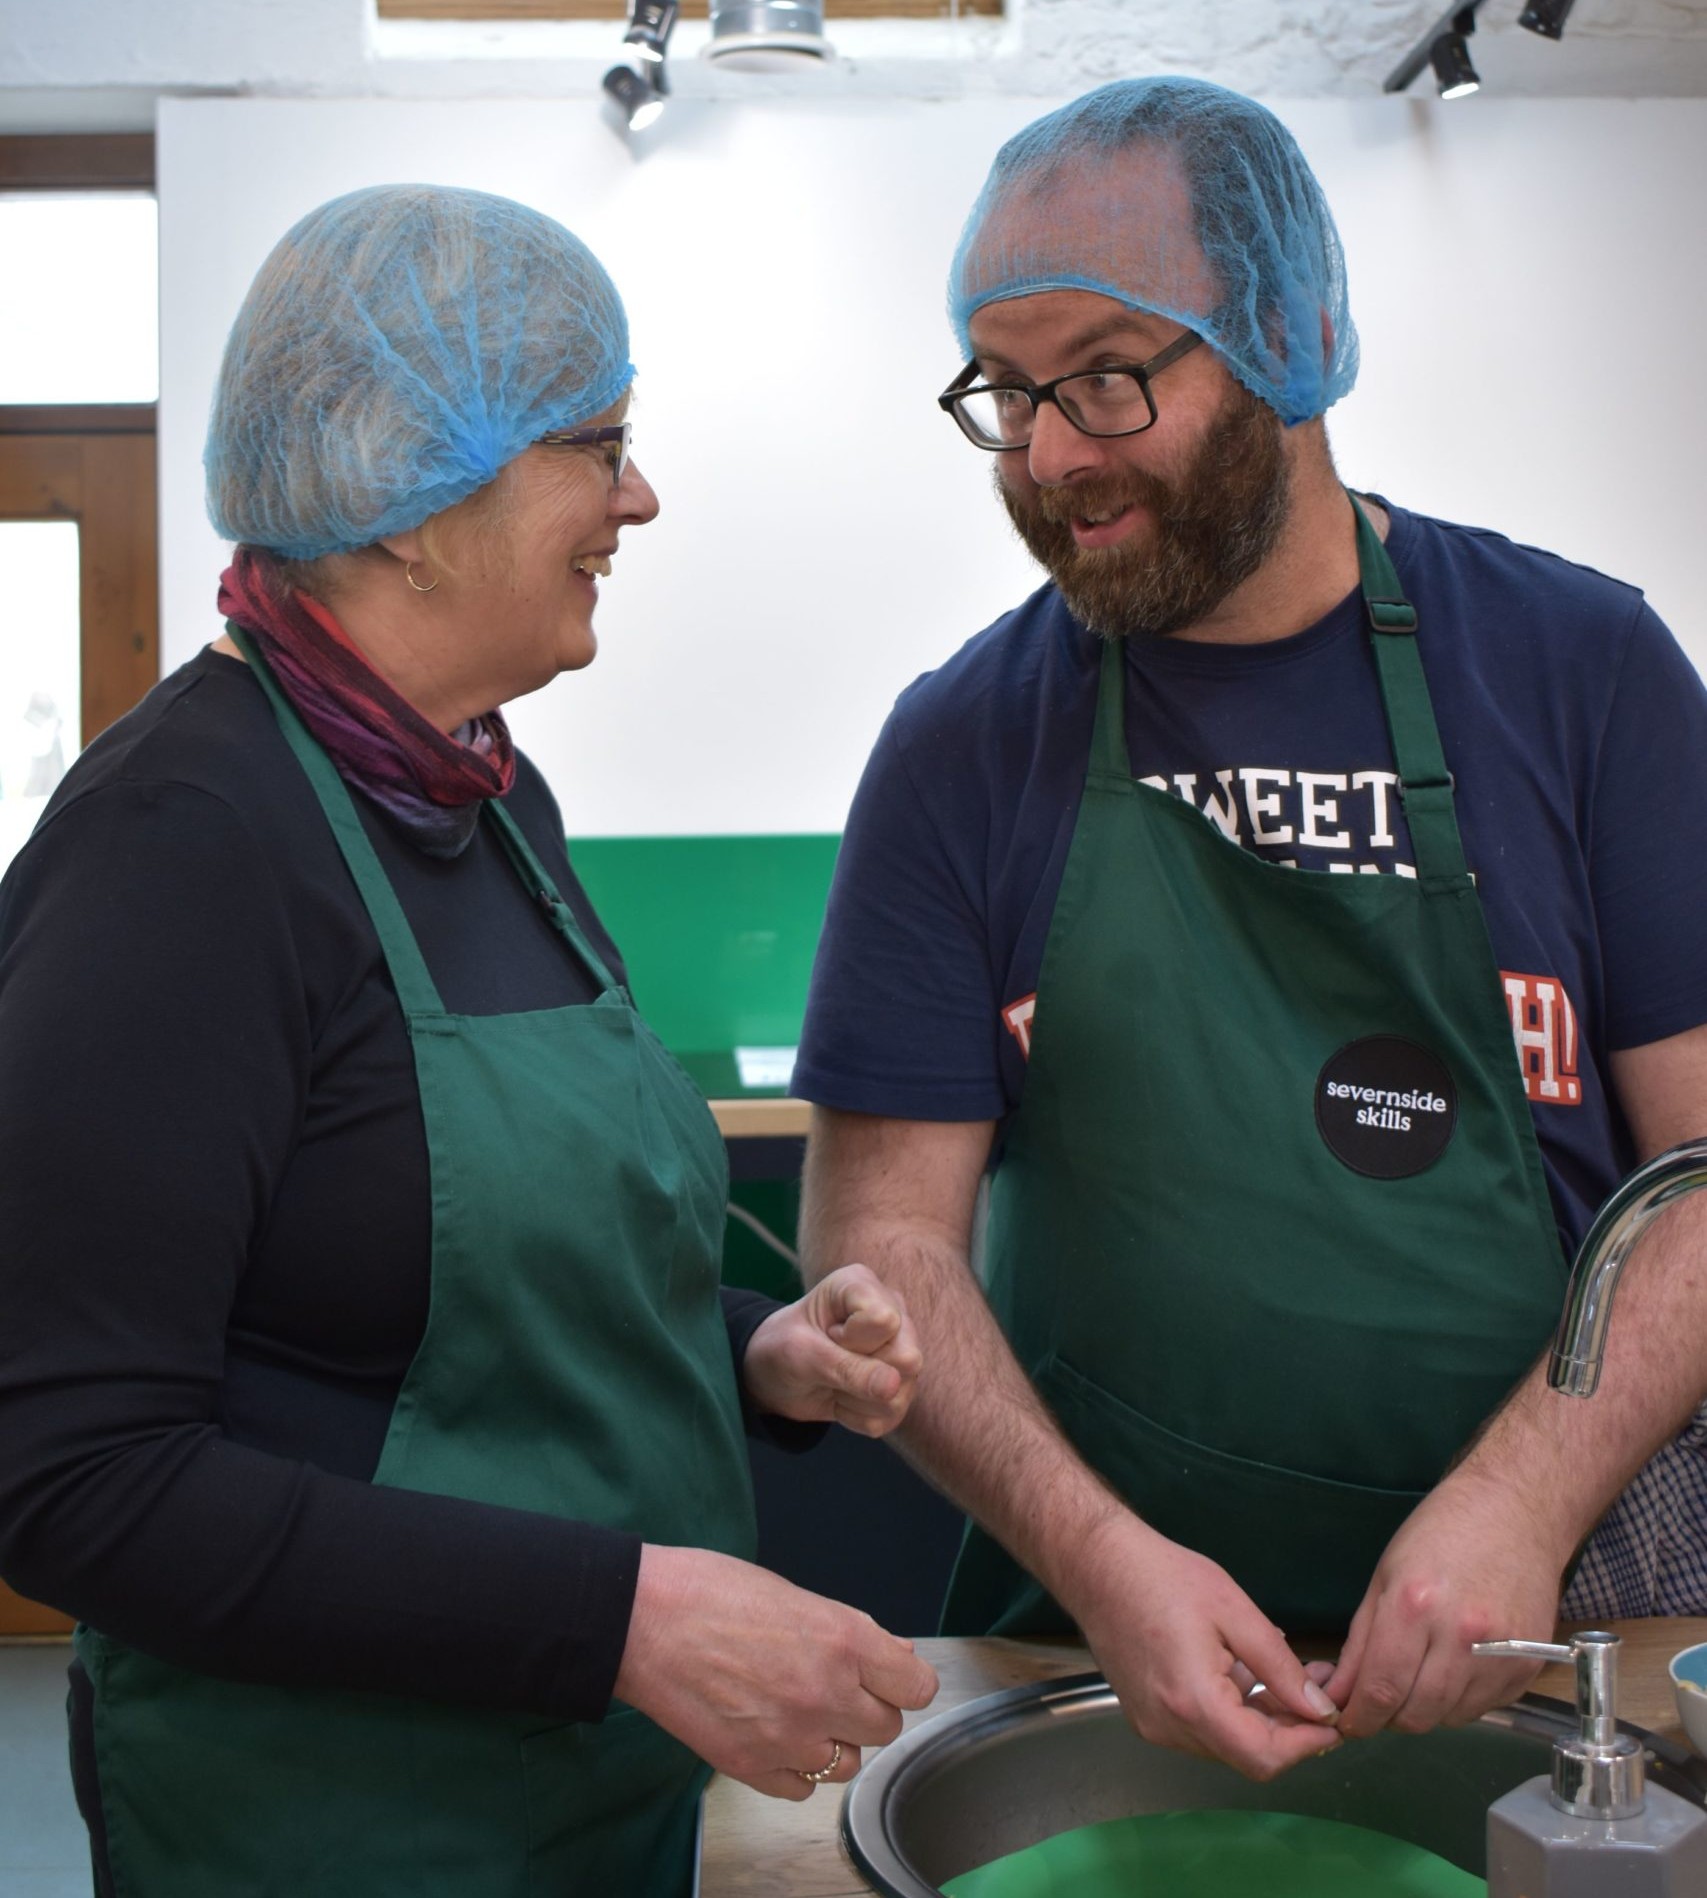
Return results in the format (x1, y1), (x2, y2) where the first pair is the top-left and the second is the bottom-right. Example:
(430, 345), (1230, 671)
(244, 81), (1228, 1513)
(937, 332), (1204, 450)
(537, 420), (632, 486)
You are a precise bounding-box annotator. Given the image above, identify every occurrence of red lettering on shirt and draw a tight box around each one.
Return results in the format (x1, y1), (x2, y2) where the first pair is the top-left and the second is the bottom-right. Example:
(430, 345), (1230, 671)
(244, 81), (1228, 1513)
(1002, 992), (1037, 1059)
(1501, 971), (1583, 1106)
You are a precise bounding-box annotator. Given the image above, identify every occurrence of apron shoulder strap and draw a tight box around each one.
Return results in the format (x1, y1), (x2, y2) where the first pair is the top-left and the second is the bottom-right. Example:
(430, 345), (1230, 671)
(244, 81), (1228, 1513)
(228, 623), (445, 1016)
(1086, 499), (1473, 888)
(1348, 496), (1470, 886)
(1091, 636), (1131, 781)
(231, 625), (622, 1001)
(483, 803), (620, 996)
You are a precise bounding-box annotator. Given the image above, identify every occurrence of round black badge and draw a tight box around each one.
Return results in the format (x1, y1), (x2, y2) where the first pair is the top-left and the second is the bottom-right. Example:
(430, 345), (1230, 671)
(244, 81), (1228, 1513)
(1315, 1036), (1458, 1180)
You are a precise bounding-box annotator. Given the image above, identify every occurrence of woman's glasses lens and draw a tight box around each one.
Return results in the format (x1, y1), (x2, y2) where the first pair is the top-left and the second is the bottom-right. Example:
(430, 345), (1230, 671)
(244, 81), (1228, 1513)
(538, 421), (631, 485)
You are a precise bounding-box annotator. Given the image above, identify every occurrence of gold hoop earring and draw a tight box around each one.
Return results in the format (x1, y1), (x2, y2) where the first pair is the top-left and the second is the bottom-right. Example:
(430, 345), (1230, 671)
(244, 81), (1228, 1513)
(405, 562), (439, 595)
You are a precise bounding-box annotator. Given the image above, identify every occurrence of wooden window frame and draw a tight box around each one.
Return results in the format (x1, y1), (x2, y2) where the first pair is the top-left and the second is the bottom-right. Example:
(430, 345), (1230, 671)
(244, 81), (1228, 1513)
(0, 133), (154, 193)
(0, 136), (160, 753)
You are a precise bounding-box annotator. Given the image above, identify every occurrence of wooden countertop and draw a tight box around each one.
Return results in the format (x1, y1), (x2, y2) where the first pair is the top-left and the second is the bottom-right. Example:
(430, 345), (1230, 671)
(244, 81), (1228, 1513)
(699, 1619), (1707, 1897)
(709, 1099), (810, 1140)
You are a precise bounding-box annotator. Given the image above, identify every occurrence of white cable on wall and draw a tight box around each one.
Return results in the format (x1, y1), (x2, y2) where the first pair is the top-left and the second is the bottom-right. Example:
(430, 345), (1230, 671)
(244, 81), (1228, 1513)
(726, 1199), (801, 1269)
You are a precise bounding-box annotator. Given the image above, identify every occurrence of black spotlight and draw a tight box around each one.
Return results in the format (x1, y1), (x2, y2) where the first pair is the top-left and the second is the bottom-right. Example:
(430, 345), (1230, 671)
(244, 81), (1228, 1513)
(1383, 0), (1484, 96)
(601, 62), (668, 133)
(1519, 0), (1576, 37)
(602, 0), (677, 134)
(622, 0), (680, 64)
(1431, 24), (1481, 99)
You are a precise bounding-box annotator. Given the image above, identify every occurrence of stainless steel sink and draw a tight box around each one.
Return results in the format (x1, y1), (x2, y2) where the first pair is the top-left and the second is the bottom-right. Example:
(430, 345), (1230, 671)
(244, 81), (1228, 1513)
(841, 1672), (1707, 1896)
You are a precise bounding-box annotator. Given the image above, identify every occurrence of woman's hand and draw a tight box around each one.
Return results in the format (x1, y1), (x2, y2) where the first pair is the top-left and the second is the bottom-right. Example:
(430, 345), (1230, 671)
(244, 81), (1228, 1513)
(740, 1264), (923, 1436)
(614, 1544), (940, 1799)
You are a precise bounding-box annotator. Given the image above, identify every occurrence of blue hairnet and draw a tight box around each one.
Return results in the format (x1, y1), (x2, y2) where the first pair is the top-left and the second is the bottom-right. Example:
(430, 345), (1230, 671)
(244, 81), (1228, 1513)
(949, 78), (1357, 425)
(206, 184), (635, 559)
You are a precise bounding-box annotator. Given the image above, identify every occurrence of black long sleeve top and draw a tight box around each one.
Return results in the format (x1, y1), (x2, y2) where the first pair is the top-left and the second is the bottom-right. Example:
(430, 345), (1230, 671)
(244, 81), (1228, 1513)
(0, 647), (779, 1723)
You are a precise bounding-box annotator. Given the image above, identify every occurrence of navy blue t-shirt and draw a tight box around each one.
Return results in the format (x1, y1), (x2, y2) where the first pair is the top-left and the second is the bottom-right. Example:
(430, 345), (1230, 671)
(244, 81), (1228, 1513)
(795, 500), (1707, 1258)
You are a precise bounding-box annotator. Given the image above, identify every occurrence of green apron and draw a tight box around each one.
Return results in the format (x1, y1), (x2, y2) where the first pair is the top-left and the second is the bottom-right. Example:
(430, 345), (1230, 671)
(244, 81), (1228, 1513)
(75, 627), (757, 1896)
(943, 496), (1568, 1637)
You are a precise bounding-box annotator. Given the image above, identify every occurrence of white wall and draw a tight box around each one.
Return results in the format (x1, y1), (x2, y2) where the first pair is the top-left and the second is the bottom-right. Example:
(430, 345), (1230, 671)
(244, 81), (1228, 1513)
(158, 94), (1707, 836)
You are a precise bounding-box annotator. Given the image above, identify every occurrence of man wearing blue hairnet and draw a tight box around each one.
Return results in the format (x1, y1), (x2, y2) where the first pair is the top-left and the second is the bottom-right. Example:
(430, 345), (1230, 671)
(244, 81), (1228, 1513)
(792, 76), (1707, 1779)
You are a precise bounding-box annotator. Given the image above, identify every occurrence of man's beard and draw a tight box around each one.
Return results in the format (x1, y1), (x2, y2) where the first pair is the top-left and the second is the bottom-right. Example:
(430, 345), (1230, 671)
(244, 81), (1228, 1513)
(999, 379), (1292, 639)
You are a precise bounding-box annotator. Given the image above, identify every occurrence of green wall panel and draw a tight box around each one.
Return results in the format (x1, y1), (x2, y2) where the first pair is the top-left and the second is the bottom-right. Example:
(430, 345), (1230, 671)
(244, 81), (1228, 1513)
(566, 833), (840, 1066)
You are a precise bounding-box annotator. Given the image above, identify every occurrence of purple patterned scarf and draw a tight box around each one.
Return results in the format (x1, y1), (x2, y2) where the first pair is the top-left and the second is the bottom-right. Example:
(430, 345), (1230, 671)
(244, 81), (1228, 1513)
(218, 547), (515, 858)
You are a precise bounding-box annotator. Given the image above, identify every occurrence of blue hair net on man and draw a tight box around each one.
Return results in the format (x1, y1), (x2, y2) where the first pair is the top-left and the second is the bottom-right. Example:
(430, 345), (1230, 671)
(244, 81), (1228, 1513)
(949, 77), (1358, 425)
(206, 184), (635, 559)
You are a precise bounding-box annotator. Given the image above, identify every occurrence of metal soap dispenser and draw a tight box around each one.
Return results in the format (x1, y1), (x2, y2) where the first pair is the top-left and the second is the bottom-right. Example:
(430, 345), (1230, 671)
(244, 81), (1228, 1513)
(1471, 1631), (1707, 1894)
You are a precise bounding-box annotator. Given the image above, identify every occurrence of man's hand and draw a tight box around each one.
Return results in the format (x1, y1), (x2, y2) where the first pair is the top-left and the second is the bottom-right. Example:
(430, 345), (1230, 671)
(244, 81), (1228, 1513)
(1323, 1469), (1567, 1737)
(1064, 1510), (1344, 1782)
(740, 1263), (924, 1436)
(614, 1545), (939, 1800)
(1326, 1027), (1707, 1735)
(801, 1114), (1339, 1783)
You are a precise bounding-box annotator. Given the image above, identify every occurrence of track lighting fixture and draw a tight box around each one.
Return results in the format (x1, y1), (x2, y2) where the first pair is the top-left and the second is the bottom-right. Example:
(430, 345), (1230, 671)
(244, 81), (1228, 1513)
(1384, 0), (1484, 97)
(1431, 20), (1482, 98)
(1518, 0), (1576, 38)
(602, 0), (678, 135)
(621, 0), (679, 65)
(602, 61), (667, 133)
(1386, 0), (1580, 99)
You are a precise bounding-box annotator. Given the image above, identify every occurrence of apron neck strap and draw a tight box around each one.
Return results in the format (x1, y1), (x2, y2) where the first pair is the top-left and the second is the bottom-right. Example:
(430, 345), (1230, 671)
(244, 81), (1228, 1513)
(483, 801), (621, 995)
(230, 622), (445, 1014)
(1090, 496), (1470, 885)
(232, 622), (623, 999)
(1349, 492), (1469, 884)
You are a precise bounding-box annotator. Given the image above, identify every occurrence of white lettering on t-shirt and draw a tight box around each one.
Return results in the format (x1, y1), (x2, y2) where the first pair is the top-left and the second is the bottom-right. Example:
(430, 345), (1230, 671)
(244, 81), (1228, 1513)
(1296, 773), (1352, 850)
(1239, 768), (1294, 845)
(1136, 762), (1418, 872)
(1140, 771), (1245, 843)
(1353, 770), (1401, 849)
(1204, 770), (1241, 841)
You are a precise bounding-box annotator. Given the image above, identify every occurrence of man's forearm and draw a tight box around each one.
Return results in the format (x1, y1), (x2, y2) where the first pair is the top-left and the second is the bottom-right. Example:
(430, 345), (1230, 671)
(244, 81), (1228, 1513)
(855, 1228), (1126, 1597)
(1450, 1191), (1707, 1566)
(798, 1113), (1128, 1605)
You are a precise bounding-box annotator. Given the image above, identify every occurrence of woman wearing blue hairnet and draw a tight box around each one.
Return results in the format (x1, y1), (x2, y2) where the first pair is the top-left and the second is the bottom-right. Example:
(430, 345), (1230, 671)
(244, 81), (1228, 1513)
(0, 183), (937, 1896)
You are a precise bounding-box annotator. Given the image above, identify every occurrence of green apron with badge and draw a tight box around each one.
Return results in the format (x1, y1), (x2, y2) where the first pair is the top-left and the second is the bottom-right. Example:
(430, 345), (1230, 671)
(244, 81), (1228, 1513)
(943, 496), (1568, 1637)
(75, 627), (757, 1897)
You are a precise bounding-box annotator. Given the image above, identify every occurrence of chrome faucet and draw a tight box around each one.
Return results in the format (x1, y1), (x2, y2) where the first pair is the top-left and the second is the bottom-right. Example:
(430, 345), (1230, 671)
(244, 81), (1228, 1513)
(1549, 1137), (1707, 1398)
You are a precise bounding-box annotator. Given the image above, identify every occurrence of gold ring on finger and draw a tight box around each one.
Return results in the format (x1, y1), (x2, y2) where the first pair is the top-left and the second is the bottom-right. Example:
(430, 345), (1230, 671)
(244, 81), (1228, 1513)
(794, 1740), (843, 1784)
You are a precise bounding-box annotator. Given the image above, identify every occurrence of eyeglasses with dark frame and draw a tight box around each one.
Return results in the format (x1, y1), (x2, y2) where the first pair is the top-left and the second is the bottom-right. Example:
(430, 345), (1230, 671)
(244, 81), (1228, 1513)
(937, 332), (1204, 451)
(536, 420), (632, 486)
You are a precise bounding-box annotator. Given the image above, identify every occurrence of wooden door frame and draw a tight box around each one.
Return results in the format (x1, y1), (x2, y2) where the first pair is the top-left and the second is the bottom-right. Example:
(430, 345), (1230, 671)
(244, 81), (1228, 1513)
(0, 413), (159, 748)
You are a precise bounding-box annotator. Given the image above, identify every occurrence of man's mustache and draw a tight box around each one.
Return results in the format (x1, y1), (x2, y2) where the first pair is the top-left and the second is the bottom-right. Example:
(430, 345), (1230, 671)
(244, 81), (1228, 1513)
(1026, 469), (1180, 529)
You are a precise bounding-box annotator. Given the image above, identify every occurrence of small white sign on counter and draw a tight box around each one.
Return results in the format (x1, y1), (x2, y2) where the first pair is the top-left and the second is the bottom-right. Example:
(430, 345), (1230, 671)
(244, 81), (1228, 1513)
(735, 1046), (797, 1091)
